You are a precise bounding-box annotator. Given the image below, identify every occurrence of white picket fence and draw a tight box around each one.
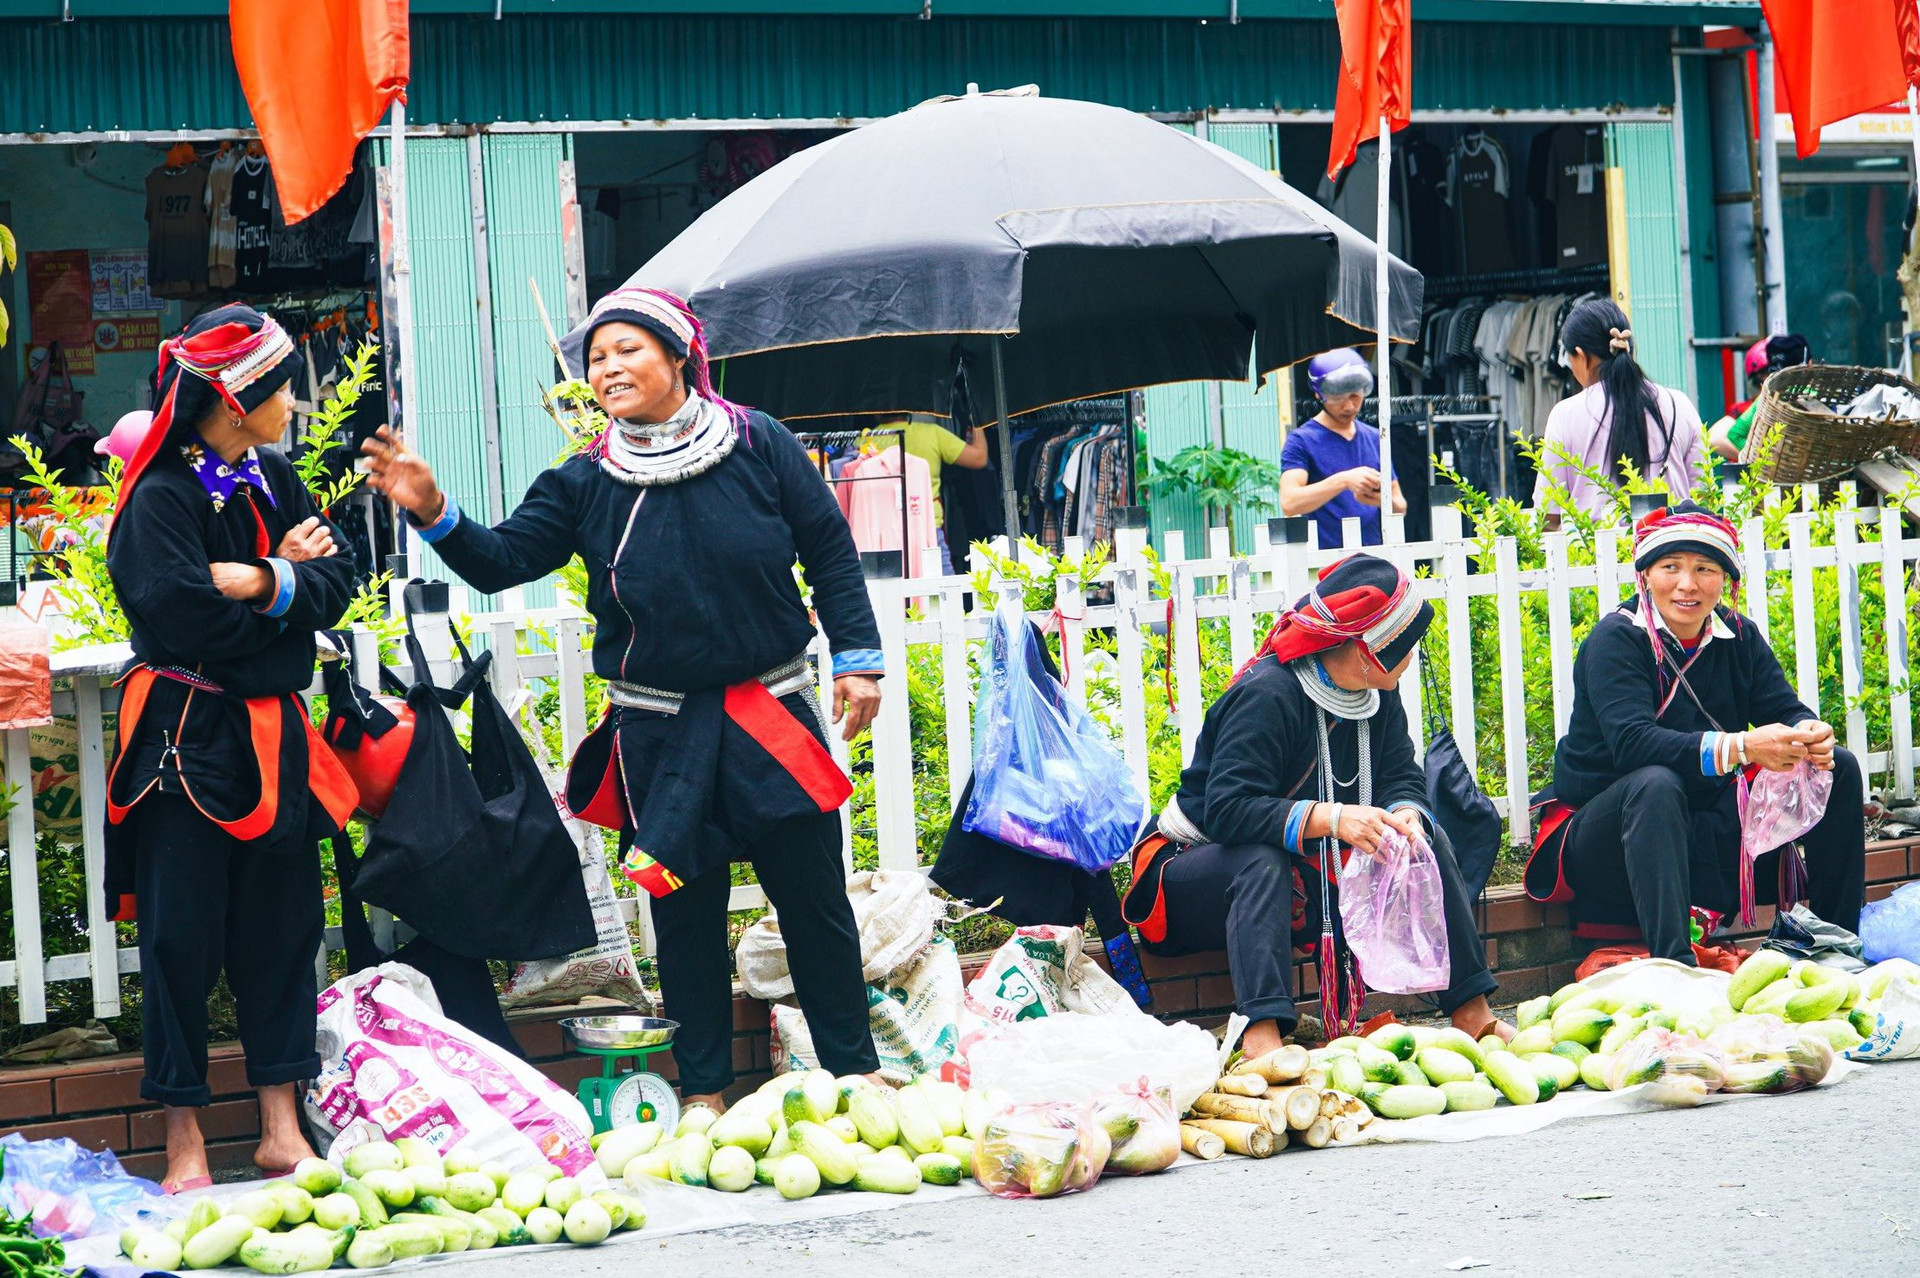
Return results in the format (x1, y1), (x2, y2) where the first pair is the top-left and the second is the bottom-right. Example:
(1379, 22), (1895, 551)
(4, 491), (1917, 1027)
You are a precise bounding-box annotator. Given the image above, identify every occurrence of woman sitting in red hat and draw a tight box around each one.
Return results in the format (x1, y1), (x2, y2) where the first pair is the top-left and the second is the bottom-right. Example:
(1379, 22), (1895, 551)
(1125, 554), (1505, 1061)
(1534, 501), (1864, 959)
(104, 305), (359, 1191)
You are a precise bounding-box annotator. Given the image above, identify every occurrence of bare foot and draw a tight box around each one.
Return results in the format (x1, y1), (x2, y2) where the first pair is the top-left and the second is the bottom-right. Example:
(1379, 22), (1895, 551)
(1239, 1018), (1287, 1061)
(1451, 996), (1515, 1043)
(681, 1092), (727, 1117)
(253, 1083), (317, 1174)
(162, 1105), (212, 1192)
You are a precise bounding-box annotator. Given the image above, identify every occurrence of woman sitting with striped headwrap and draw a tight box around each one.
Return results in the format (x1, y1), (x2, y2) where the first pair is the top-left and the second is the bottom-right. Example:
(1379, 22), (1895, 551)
(1533, 501), (1865, 959)
(1123, 554), (1505, 1062)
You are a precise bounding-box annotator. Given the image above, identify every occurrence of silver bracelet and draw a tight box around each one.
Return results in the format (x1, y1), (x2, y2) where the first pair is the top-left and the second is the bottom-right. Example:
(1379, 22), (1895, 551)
(1330, 803), (1345, 843)
(1737, 733), (1750, 767)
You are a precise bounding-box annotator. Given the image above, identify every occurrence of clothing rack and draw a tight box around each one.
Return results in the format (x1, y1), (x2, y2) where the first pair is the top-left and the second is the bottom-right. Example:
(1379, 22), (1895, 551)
(1424, 263), (1610, 303)
(795, 428), (911, 573)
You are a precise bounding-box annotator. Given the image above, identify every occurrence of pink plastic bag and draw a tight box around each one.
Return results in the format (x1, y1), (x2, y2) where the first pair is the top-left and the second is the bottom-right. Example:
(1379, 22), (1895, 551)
(1336, 828), (1450, 994)
(1738, 761), (1833, 924)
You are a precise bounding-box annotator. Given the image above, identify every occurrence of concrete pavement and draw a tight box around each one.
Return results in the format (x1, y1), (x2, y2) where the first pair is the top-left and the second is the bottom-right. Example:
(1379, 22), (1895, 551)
(465, 1060), (1917, 1278)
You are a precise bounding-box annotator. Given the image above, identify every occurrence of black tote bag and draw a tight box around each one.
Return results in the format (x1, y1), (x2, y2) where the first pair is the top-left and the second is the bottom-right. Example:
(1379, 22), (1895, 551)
(336, 612), (595, 963)
(1421, 647), (1503, 900)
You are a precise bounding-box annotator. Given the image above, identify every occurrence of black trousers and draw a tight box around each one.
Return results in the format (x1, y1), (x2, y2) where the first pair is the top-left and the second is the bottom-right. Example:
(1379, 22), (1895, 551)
(1562, 750), (1867, 962)
(132, 794), (323, 1107)
(1152, 824), (1496, 1030)
(650, 810), (877, 1094)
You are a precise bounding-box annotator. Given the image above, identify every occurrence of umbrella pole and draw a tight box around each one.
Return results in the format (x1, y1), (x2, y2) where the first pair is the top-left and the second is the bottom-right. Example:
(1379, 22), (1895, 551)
(992, 338), (1021, 563)
(1374, 115), (1395, 544)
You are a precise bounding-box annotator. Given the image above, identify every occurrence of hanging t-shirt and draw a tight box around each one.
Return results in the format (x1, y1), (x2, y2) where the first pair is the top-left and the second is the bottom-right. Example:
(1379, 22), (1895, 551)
(205, 148), (240, 290)
(146, 162), (210, 297)
(1537, 124), (1609, 268)
(869, 419), (969, 524)
(1448, 133), (1515, 275)
(230, 154), (275, 289)
(1316, 139), (1406, 259)
(1280, 418), (1385, 550)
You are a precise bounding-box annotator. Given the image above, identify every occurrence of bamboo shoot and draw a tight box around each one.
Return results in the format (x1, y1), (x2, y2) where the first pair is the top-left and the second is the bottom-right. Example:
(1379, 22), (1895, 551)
(1318, 1089), (1346, 1119)
(1298, 1117), (1333, 1149)
(1181, 1119), (1277, 1159)
(1331, 1116), (1359, 1144)
(1179, 1126), (1226, 1161)
(1212, 1073), (1268, 1097)
(1266, 1086), (1323, 1132)
(1230, 1045), (1311, 1085)
(1188, 1093), (1273, 1126)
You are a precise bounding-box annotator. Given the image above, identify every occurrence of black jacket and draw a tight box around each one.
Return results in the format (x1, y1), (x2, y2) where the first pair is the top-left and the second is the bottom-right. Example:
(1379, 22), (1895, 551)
(1553, 603), (1814, 808)
(429, 412), (881, 691)
(1173, 654), (1428, 850)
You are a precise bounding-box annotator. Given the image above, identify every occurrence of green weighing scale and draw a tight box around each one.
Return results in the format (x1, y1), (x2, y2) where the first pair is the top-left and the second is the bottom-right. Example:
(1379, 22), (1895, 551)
(560, 1015), (682, 1135)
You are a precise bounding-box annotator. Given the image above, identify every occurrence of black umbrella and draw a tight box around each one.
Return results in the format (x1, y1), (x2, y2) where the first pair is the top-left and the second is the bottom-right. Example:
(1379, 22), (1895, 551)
(566, 89), (1424, 541)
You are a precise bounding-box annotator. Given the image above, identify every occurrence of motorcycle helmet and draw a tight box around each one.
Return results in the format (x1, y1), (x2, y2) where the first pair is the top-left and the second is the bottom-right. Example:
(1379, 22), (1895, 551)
(1307, 348), (1374, 400)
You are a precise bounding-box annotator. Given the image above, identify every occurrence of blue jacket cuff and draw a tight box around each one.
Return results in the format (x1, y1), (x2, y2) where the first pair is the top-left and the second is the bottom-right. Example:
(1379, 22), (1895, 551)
(1283, 801), (1310, 852)
(833, 648), (885, 678)
(1700, 732), (1721, 777)
(254, 557), (296, 619)
(414, 497), (461, 544)
(1388, 800), (1433, 830)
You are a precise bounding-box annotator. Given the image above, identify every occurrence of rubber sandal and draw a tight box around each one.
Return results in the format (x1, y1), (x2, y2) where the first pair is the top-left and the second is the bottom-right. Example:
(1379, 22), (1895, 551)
(165, 1175), (214, 1195)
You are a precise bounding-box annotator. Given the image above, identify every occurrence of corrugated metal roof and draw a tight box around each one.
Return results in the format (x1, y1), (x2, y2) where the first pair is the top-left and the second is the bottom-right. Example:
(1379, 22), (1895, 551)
(0, 0), (1763, 20)
(0, 14), (1686, 135)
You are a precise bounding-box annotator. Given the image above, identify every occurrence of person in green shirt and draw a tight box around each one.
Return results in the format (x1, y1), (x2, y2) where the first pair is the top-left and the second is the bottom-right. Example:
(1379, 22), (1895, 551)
(871, 416), (989, 571)
(1709, 333), (1809, 462)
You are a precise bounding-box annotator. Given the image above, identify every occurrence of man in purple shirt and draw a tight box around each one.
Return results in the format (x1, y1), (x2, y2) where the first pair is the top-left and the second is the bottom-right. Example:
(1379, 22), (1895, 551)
(1279, 348), (1405, 549)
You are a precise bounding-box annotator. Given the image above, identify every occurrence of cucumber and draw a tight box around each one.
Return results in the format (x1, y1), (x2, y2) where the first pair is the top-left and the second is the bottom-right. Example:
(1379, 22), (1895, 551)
(366, 1222), (443, 1260)
(359, 1169), (416, 1212)
(1528, 1052), (1580, 1093)
(1550, 1040), (1591, 1064)
(501, 1171), (550, 1217)
(623, 1150), (673, 1185)
(914, 1152), (964, 1186)
(940, 1135), (974, 1167)
(562, 1200), (613, 1246)
(1550, 1006), (1613, 1048)
(1392, 1059), (1432, 1088)
(775, 1153), (822, 1200)
(1438, 1081), (1500, 1112)
(825, 1115), (861, 1144)
(669, 1134), (715, 1188)
(1328, 1054), (1368, 1096)
(402, 1164), (446, 1200)
(1366, 1024), (1417, 1061)
(477, 1206), (534, 1246)
(183, 1216), (255, 1269)
(163, 1219), (192, 1246)
(1355, 1044), (1402, 1083)
(480, 1161), (513, 1191)
(1483, 1051), (1541, 1106)
(1579, 1052), (1614, 1091)
(291, 1158), (342, 1198)
(412, 1196), (495, 1247)
(543, 1177), (583, 1214)
(393, 1137), (441, 1171)
(228, 1191), (283, 1231)
(707, 1145), (756, 1192)
(184, 1198), (223, 1239)
(345, 1233), (395, 1270)
(444, 1170), (499, 1213)
(443, 1151), (482, 1177)
(1785, 982), (1848, 1023)
(791, 1120), (858, 1185)
(851, 1154), (922, 1194)
(589, 1191), (639, 1231)
(264, 1182), (315, 1226)
(711, 1109), (774, 1157)
(1508, 1024), (1556, 1057)
(1414, 1048), (1475, 1085)
(338, 1178), (388, 1230)
(343, 1142), (405, 1179)
(1373, 1084), (1447, 1120)
(1546, 981), (1590, 1013)
(846, 1087), (901, 1150)
(237, 1227), (337, 1275)
(1515, 996), (1551, 1030)
(391, 1212), (469, 1253)
(126, 1231), (184, 1272)
(523, 1207), (565, 1247)
(311, 1192), (361, 1232)
(921, 1080), (967, 1137)
(675, 1105), (719, 1138)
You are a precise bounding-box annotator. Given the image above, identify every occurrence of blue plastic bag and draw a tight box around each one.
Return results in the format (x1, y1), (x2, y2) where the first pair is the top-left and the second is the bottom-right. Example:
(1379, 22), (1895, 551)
(962, 603), (1145, 872)
(0, 1133), (165, 1240)
(1861, 880), (1920, 964)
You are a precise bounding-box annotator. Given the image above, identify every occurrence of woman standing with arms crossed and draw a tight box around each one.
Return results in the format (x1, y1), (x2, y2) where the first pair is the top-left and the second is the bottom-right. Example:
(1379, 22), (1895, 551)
(362, 287), (883, 1110)
(105, 305), (358, 1191)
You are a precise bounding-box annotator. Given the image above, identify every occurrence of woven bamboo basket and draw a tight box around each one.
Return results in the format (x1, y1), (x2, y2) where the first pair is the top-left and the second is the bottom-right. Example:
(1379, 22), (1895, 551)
(1740, 364), (1920, 484)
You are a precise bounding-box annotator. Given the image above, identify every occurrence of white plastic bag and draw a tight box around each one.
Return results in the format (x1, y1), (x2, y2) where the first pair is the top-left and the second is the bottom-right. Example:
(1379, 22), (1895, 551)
(772, 935), (964, 1084)
(737, 870), (942, 1000)
(500, 830), (649, 1011)
(965, 1011), (1220, 1116)
(1847, 976), (1920, 1062)
(306, 963), (605, 1187)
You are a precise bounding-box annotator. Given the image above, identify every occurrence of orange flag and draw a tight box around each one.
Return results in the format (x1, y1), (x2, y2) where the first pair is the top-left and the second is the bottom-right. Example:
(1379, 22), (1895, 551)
(1761, 0), (1920, 157)
(229, 0), (410, 223)
(1327, 0), (1411, 180)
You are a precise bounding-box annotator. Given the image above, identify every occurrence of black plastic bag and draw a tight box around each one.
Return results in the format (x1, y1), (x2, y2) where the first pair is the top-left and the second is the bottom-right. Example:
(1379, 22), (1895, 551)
(1421, 652), (1502, 898)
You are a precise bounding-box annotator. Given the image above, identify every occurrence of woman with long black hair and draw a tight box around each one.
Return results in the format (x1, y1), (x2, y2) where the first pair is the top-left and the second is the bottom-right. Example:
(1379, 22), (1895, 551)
(1533, 298), (1704, 521)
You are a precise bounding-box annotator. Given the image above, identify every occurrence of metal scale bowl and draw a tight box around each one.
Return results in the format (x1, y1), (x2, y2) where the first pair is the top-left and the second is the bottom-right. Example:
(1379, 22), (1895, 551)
(560, 1015), (681, 1135)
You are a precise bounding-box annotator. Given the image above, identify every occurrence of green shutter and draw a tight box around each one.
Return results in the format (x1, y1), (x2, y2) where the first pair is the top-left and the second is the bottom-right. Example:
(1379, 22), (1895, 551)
(378, 137), (494, 600)
(1608, 122), (1688, 393)
(482, 133), (577, 609)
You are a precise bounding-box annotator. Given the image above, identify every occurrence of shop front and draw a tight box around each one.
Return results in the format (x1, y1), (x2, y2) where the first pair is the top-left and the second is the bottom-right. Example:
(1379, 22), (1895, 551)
(0, 2), (1760, 567)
